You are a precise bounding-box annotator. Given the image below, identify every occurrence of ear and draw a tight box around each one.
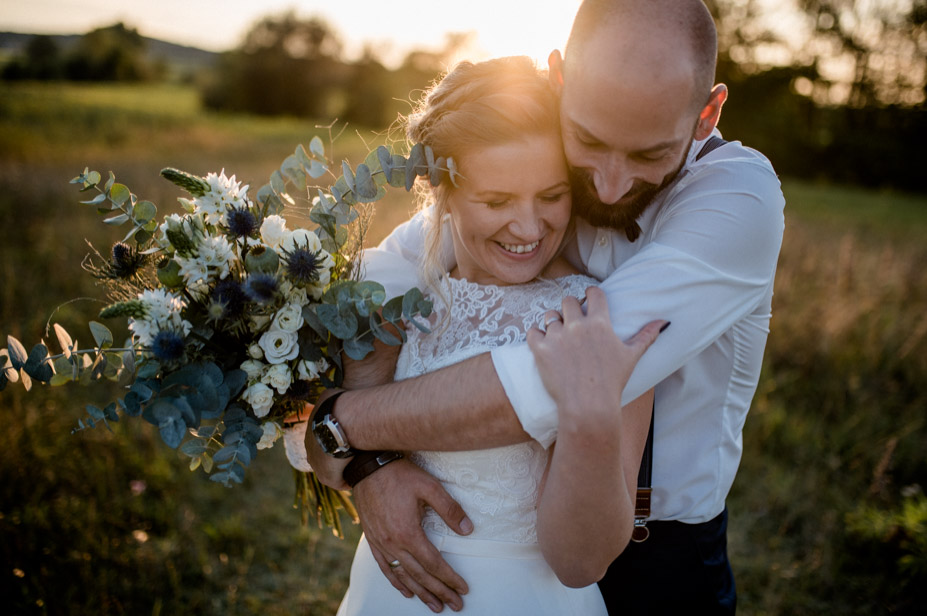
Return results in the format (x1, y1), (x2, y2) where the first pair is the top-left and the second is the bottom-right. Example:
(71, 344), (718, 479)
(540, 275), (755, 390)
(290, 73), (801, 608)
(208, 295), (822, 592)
(548, 50), (564, 96)
(694, 84), (728, 140)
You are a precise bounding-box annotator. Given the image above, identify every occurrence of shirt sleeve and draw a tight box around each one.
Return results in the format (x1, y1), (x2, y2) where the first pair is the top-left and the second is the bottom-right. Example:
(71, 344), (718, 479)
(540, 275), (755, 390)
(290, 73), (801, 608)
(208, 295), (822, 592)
(358, 209), (427, 298)
(492, 158), (786, 447)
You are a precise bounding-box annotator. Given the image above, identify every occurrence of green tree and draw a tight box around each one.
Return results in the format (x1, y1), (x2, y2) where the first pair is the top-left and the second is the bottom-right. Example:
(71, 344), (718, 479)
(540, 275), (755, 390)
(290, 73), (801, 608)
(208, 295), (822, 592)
(1, 35), (63, 80)
(201, 13), (345, 117)
(64, 23), (155, 82)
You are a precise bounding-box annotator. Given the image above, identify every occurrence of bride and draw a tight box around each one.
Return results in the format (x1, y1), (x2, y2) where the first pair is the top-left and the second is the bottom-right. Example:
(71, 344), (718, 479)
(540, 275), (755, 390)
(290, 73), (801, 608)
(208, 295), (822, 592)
(287, 56), (665, 615)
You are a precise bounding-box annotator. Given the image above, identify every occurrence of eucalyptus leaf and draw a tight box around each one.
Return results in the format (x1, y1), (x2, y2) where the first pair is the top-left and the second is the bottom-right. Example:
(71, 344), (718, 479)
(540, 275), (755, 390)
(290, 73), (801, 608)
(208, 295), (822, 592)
(376, 146), (394, 184)
(353, 163), (380, 203)
(103, 213), (130, 226)
(7, 336), (28, 370)
(382, 295), (404, 324)
(53, 323), (73, 357)
(150, 398), (186, 448)
(343, 337), (375, 361)
(89, 321), (114, 349)
(180, 440), (209, 457)
(134, 200), (157, 224)
(122, 391), (142, 416)
(370, 313), (403, 346)
(109, 183), (131, 206)
(81, 193), (107, 205)
(137, 360), (160, 379)
(309, 136), (325, 158)
(23, 343), (53, 382)
(103, 402), (119, 421)
(316, 304), (358, 340)
(223, 369), (247, 399)
(341, 161), (355, 192)
(49, 372), (72, 387)
(19, 368), (32, 392)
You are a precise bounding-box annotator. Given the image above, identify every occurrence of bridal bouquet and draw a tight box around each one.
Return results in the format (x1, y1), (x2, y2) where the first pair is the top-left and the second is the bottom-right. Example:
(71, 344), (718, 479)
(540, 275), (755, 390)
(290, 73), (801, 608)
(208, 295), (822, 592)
(0, 137), (453, 535)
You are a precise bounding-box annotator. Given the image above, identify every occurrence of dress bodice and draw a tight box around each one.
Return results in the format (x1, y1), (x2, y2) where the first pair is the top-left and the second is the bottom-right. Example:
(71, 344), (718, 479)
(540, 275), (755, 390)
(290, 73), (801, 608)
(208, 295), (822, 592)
(397, 274), (597, 543)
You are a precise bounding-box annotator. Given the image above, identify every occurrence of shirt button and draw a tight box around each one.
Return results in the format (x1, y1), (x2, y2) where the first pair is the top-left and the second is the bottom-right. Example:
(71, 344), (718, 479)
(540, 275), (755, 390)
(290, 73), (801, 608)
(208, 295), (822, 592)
(598, 235), (609, 247)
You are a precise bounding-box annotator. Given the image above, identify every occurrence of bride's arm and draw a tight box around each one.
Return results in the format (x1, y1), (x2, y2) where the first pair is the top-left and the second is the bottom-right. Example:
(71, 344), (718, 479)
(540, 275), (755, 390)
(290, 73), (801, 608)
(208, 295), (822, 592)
(536, 390), (652, 587)
(529, 288), (666, 587)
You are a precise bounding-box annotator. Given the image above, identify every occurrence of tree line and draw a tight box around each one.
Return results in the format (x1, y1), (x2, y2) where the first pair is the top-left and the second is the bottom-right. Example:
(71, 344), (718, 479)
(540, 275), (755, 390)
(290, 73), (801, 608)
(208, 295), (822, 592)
(3, 2), (925, 192)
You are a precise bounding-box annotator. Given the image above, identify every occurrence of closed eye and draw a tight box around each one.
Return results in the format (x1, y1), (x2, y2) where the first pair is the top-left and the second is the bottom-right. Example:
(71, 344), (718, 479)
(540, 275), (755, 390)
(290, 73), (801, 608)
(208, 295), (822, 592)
(539, 191), (569, 204)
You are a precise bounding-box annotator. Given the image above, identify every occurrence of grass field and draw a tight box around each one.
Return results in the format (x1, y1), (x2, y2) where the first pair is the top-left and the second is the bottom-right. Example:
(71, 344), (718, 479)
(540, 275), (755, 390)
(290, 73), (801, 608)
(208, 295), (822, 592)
(1, 82), (925, 615)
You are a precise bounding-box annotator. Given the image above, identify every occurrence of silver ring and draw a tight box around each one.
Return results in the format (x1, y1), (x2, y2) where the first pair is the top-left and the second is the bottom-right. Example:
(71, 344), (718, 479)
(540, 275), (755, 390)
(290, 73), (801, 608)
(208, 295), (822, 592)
(388, 559), (402, 569)
(544, 314), (563, 329)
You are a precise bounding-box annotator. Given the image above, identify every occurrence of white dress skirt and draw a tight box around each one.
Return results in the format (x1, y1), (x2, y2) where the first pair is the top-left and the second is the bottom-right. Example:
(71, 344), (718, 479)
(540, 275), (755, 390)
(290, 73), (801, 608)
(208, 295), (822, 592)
(288, 275), (608, 616)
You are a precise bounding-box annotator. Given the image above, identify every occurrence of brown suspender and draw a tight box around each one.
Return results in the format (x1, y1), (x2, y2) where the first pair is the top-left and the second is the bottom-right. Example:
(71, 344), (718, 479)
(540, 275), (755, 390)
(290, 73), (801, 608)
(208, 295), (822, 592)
(630, 135), (728, 543)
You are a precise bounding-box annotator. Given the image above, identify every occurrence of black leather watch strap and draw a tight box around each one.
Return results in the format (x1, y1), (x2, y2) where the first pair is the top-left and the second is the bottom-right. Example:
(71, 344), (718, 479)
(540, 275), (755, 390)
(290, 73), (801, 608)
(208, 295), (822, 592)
(310, 389), (346, 424)
(343, 450), (404, 488)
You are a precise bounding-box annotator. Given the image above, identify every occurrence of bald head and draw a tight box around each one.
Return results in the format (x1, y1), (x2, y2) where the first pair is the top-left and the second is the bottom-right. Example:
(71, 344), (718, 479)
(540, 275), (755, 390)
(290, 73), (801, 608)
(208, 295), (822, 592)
(564, 0), (718, 112)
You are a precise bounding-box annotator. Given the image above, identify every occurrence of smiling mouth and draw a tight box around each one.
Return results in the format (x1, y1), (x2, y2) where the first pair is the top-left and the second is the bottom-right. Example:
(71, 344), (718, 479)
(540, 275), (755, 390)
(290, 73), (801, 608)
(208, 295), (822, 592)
(497, 240), (540, 254)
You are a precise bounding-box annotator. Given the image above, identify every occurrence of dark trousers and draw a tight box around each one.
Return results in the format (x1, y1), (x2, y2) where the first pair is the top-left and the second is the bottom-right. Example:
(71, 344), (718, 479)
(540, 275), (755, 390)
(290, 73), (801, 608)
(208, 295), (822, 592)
(597, 509), (736, 615)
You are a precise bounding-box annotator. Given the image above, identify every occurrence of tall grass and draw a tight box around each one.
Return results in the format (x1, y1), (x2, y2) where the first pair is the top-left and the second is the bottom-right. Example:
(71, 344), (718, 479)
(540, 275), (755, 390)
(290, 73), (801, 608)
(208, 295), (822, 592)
(1, 82), (925, 614)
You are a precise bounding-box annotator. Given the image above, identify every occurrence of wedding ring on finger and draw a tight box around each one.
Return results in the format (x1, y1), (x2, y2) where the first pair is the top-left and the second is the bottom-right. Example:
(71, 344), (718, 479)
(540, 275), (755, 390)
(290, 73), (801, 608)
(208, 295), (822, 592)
(544, 312), (563, 330)
(388, 559), (402, 570)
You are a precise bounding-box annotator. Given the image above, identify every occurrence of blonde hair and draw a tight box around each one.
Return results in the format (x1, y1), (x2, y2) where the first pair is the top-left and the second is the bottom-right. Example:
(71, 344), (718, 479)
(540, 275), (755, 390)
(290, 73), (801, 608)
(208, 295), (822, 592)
(403, 56), (563, 301)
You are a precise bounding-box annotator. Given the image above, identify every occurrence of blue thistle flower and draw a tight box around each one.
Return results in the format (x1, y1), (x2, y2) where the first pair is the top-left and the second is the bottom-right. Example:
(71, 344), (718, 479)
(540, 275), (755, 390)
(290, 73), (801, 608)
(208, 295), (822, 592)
(211, 278), (248, 318)
(109, 241), (145, 279)
(282, 244), (322, 285)
(150, 330), (185, 362)
(244, 273), (279, 304)
(226, 207), (258, 239)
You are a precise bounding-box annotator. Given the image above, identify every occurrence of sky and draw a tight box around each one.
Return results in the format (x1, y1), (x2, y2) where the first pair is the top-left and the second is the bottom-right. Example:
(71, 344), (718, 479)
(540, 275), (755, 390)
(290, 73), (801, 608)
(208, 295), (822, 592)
(0, 0), (584, 67)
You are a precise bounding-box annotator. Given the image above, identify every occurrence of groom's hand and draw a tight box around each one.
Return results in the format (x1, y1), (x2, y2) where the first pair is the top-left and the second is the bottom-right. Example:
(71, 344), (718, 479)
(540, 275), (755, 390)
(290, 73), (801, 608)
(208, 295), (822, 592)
(353, 459), (472, 613)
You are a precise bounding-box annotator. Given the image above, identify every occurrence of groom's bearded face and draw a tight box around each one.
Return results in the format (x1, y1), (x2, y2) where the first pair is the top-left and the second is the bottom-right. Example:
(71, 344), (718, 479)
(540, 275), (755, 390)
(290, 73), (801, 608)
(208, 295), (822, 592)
(567, 145), (690, 232)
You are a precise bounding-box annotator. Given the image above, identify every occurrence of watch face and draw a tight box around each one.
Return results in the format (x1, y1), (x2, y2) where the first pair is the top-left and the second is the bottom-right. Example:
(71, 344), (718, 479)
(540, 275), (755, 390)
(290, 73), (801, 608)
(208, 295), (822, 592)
(313, 414), (353, 457)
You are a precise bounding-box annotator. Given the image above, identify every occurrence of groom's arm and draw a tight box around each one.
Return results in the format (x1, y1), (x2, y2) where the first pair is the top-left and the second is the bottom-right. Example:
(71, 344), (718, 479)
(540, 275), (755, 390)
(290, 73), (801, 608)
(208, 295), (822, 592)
(337, 353), (528, 451)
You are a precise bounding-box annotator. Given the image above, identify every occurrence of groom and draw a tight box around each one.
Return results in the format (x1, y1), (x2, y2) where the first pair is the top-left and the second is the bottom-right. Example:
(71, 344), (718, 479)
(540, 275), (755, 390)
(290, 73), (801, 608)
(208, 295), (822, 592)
(307, 1), (784, 613)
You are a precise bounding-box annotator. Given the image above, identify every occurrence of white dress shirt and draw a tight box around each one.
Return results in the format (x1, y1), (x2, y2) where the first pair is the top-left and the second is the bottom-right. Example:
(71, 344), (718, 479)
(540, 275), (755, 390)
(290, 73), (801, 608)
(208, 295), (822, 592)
(361, 130), (785, 524)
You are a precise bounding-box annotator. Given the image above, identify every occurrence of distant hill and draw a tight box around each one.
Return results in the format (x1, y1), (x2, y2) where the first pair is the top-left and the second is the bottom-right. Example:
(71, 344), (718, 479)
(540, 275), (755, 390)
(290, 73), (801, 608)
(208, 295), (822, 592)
(0, 31), (219, 75)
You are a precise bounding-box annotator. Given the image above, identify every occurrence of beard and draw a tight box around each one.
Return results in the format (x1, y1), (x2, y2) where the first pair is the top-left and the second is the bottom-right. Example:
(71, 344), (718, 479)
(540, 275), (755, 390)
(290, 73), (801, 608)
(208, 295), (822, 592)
(569, 146), (690, 241)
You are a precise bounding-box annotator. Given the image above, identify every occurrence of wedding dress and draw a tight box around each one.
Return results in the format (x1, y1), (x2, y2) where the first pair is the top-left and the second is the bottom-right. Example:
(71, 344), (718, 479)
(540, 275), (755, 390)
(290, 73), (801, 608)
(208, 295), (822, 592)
(287, 274), (608, 615)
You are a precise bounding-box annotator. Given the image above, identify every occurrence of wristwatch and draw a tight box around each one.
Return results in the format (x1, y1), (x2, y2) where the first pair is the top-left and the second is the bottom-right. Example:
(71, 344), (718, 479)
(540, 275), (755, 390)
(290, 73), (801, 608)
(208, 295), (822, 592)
(310, 390), (354, 458)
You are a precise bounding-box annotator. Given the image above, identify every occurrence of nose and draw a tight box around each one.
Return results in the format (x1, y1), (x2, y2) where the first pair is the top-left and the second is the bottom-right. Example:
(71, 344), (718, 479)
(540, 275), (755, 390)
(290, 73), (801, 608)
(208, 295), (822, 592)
(593, 156), (634, 205)
(508, 201), (543, 239)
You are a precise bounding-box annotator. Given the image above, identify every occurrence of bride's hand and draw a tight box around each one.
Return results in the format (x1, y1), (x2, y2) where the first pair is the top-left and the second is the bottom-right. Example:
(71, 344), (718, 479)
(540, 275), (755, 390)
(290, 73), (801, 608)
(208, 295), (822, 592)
(526, 287), (667, 424)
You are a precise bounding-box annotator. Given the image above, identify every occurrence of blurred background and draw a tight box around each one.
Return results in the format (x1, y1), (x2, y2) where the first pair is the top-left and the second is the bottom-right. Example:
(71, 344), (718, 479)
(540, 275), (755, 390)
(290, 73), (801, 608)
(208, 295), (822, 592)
(0, 1), (925, 614)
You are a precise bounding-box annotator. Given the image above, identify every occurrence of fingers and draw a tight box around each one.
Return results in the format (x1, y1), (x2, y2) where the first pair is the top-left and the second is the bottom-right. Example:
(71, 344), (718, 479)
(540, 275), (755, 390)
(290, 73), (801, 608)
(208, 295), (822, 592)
(582, 286), (608, 318)
(542, 309), (563, 331)
(624, 319), (671, 361)
(387, 545), (465, 612)
(426, 482), (474, 538)
(370, 542), (415, 599)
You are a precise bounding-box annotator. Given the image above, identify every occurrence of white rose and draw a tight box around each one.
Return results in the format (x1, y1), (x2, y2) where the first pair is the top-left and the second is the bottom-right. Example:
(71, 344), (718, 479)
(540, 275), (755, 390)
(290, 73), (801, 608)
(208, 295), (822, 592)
(256, 421), (282, 450)
(242, 382), (274, 417)
(258, 327), (299, 364)
(296, 359), (320, 381)
(273, 303), (304, 333)
(240, 359), (266, 381)
(281, 228), (322, 254)
(248, 343), (263, 359)
(260, 215), (289, 249)
(262, 363), (293, 395)
(285, 285), (310, 308)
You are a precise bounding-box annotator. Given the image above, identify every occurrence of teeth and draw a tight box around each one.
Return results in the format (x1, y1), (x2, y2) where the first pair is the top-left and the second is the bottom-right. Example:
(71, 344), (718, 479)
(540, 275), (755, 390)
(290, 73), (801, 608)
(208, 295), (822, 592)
(499, 240), (540, 254)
